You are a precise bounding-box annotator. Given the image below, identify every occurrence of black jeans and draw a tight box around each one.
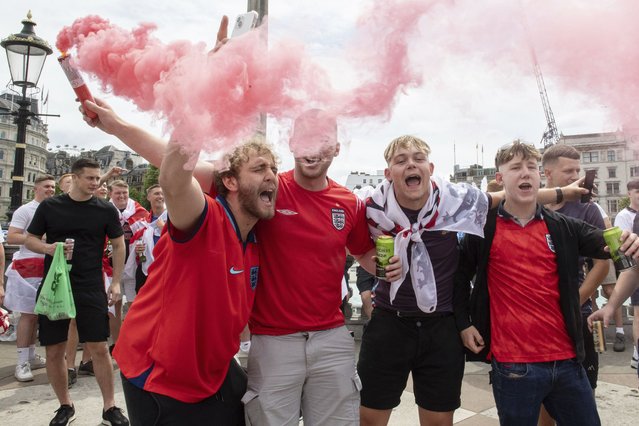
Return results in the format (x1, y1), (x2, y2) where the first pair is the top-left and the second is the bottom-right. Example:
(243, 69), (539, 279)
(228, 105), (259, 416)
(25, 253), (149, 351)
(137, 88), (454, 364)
(121, 359), (247, 425)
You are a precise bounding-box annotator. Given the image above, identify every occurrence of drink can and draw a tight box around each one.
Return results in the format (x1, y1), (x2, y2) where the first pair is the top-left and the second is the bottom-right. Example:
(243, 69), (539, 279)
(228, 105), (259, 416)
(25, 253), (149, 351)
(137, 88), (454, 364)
(603, 227), (637, 272)
(375, 235), (394, 280)
(136, 240), (147, 263)
(65, 238), (75, 261)
(592, 320), (606, 353)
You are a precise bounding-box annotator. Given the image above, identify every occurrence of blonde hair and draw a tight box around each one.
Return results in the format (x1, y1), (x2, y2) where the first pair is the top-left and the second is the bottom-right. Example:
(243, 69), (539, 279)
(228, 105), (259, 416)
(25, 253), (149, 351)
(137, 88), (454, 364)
(384, 135), (431, 165)
(214, 136), (278, 196)
(108, 180), (129, 192)
(58, 173), (73, 184)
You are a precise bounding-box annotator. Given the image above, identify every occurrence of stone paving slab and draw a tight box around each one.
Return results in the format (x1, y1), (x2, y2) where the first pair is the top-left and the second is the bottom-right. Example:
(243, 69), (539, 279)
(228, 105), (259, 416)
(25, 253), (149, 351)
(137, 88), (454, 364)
(0, 324), (637, 425)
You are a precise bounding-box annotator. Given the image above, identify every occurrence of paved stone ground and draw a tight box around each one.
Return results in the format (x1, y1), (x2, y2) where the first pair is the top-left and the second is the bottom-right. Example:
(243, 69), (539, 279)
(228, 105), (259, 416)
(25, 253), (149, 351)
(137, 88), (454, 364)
(0, 324), (636, 425)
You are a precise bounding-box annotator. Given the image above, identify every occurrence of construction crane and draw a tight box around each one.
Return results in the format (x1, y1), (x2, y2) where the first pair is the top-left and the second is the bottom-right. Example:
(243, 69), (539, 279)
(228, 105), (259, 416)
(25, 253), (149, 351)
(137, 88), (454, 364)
(530, 48), (560, 147)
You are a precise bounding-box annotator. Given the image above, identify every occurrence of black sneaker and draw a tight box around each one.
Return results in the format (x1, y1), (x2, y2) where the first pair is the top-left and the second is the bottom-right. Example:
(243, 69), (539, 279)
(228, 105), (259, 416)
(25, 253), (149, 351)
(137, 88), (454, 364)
(50, 404), (75, 426)
(67, 368), (77, 389)
(613, 332), (626, 352)
(102, 406), (129, 426)
(78, 360), (95, 376)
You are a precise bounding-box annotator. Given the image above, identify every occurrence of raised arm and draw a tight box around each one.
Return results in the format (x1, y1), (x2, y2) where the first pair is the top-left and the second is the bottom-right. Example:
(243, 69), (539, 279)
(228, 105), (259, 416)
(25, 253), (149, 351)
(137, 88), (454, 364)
(159, 141), (206, 232)
(99, 166), (128, 186)
(81, 15), (232, 194)
(487, 177), (589, 208)
(82, 99), (216, 193)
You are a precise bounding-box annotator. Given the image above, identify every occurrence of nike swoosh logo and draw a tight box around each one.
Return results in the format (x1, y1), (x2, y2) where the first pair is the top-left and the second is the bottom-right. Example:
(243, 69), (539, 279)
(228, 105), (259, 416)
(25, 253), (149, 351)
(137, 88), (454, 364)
(230, 267), (244, 275)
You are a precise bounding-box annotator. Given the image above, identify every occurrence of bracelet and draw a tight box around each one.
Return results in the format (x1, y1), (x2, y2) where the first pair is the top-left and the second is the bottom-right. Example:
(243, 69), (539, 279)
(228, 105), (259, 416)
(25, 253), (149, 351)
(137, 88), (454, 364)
(555, 187), (563, 204)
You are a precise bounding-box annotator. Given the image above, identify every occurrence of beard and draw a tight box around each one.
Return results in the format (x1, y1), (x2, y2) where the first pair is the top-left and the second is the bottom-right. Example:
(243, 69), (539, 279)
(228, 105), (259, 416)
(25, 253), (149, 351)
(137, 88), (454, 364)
(238, 181), (275, 220)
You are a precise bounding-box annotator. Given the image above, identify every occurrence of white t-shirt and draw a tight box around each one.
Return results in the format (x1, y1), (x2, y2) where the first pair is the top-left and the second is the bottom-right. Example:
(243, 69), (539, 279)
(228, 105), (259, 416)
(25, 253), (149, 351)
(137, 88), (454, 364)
(594, 202), (609, 220)
(9, 200), (44, 260)
(0, 224), (4, 244)
(613, 207), (636, 233)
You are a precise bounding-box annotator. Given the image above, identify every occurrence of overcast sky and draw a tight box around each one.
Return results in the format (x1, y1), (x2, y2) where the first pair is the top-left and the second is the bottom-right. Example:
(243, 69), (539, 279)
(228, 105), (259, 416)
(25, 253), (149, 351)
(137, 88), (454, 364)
(0, 1), (616, 184)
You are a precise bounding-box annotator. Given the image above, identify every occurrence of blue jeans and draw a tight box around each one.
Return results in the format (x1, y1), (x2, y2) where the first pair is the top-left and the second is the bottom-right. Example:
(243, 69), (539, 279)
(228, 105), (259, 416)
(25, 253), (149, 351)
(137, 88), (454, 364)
(491, 358), (600, 426)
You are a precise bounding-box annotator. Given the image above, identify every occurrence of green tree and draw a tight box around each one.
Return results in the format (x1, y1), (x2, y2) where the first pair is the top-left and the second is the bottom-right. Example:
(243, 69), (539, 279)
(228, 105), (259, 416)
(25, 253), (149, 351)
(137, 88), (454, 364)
(143, 165), (160, 191)
(618, 196), (630, 211)
(129, 187), (148, 210)
(131, 164), (160, 210)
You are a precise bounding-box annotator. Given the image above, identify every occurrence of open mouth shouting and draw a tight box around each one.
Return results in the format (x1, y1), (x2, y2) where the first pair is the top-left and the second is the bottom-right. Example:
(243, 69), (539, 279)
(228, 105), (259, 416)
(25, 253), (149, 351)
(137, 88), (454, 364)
(405, 174), (422, 188)
(518, 182), (533, 191)
(259, 189), (275, 206)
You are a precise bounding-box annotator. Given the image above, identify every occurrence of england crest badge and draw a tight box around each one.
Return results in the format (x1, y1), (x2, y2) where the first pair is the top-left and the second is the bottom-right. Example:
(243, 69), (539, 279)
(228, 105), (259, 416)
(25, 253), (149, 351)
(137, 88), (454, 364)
(250, 266), (259, 290)
(331, 208), (346, 230)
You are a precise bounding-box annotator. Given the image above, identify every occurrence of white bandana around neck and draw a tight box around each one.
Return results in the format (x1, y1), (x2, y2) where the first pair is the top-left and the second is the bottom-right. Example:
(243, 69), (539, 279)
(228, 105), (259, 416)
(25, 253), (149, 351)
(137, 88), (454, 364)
(111, 198), (137, 224)
(365, 175), (489, 313)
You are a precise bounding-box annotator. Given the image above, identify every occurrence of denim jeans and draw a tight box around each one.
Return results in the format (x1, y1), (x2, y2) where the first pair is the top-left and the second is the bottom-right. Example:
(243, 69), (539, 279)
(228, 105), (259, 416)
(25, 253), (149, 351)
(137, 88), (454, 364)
(490, 358), (600, 426)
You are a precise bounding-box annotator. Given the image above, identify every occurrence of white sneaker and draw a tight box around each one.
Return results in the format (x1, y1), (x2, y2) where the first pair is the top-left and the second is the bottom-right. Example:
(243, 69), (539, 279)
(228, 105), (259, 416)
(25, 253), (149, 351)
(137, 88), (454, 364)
(631, 356), (638, 369)
(0, 325), (17, 342)
(15, 362), (34, 382)
(29, 354), (46, 370)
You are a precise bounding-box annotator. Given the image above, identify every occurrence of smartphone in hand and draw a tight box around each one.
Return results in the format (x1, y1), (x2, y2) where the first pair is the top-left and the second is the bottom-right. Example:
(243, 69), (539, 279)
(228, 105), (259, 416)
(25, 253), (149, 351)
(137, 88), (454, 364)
(581, 169), (597, 203)
(231, 11), (259, 38)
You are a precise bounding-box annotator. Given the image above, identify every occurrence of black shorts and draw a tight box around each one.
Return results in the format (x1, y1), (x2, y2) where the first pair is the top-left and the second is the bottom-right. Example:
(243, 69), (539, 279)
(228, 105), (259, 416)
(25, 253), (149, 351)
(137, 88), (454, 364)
(357, 308), (464, 412)
(581, 313), (598, 389)
(38, 289), (110, 346)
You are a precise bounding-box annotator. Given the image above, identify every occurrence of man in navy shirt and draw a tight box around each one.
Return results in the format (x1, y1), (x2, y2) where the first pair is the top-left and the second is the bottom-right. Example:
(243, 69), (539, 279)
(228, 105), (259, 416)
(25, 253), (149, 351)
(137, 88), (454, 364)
(538, 144), (609, 425)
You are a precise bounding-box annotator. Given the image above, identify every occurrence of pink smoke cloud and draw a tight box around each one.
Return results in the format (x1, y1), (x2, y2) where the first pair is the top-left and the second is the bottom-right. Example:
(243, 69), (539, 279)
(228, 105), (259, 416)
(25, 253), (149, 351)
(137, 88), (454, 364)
(55, 1), (430, 155)
(415, 0), (639, 138)
(524, 1), (639, 130)
(56, 0), (639, 156)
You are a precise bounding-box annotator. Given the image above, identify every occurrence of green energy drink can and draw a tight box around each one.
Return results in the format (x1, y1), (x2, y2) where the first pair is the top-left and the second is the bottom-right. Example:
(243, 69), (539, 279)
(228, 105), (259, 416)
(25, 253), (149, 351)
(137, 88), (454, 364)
(603, 227), (637, 272)
(376, 235), (394, 280)
(592, 320), (606, 353)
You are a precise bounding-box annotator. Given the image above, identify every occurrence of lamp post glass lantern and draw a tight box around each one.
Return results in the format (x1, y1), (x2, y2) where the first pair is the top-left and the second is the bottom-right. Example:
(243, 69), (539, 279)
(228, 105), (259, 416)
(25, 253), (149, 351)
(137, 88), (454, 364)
(1, 11), (52, 216)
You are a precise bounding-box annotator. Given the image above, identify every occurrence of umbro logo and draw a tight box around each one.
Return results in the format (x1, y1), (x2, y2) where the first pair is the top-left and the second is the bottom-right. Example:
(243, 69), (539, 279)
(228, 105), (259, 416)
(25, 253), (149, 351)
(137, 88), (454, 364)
(277, 209), (298, 215)
(230, 267), (244, 275)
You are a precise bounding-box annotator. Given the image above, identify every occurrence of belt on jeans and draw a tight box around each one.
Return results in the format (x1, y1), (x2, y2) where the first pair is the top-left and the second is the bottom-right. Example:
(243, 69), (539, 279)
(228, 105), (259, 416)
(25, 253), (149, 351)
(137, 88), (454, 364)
(375, 306), (452, 319)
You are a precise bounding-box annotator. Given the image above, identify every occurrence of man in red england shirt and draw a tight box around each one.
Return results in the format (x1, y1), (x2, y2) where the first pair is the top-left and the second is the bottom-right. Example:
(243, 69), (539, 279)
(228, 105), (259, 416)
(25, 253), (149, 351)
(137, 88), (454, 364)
(114, 136), (278, 424)
(240, 109), (401, 425)
(454, 141), (639, 425)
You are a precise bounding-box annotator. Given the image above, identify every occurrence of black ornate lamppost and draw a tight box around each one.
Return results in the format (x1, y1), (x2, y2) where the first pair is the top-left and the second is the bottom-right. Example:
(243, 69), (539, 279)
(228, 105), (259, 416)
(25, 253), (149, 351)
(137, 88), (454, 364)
(1, 11), (53, 215)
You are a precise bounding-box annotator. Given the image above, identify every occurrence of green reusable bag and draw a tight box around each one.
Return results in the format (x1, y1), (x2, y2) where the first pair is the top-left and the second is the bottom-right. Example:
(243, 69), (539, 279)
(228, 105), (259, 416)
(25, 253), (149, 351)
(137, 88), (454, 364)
(34, 243), (76, 320)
